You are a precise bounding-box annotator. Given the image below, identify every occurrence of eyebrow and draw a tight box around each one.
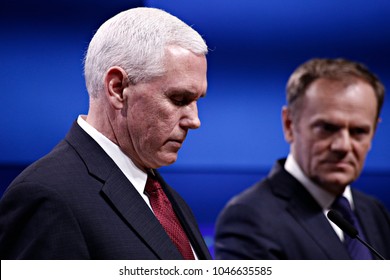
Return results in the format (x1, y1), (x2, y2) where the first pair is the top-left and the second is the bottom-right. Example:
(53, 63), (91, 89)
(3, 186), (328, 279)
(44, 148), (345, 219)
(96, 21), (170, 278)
(169, 88), (207, 99)
(312, 118), (373, 130)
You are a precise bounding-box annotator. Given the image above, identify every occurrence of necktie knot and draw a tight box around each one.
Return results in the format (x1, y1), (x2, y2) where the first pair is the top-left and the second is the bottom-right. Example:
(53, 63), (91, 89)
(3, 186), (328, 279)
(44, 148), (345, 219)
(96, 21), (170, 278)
(332, 195), (350, 209)
(332, 196), (354, 224)
(145, 175), (162, 194)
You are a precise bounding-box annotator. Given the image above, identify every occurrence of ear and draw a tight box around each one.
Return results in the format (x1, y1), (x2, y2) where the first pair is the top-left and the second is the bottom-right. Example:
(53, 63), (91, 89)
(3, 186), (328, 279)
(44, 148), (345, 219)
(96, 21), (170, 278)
(369, 117), (381, 151)
(282, 106), (294, 143)
(374, 117), (382, 132)
(104, 66), (129, 110)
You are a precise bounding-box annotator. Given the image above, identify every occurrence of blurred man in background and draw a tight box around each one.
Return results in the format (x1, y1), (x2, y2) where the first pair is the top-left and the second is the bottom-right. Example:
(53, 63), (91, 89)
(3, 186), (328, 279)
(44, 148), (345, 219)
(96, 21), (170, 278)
(215, 58), (390, 259)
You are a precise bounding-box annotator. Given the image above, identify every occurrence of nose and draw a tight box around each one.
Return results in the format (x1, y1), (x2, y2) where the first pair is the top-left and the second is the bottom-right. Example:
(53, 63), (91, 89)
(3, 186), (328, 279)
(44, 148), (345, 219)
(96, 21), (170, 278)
(330, 130), (352, 153)
(180, 102), (201, 129)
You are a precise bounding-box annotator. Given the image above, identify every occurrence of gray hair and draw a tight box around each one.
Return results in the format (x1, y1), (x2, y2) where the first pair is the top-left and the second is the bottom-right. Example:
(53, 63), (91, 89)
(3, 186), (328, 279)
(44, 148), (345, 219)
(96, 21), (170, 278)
(84, 7), (208, 98)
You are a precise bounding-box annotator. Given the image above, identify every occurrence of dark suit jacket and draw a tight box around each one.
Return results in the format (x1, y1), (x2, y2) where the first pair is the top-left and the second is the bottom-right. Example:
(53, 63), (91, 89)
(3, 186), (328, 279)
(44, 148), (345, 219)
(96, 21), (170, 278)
(214, 159), (390, 260)
(0, 122), (211, 260)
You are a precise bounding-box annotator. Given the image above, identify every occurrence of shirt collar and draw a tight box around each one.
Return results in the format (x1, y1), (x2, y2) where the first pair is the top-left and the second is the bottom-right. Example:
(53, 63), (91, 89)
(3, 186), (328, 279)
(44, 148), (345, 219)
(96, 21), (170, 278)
(77, 115), (148, 197)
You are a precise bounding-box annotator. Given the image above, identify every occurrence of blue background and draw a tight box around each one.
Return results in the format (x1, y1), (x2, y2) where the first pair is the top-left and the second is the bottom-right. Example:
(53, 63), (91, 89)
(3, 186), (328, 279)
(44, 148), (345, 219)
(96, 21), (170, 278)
(1, 0), (390, 254)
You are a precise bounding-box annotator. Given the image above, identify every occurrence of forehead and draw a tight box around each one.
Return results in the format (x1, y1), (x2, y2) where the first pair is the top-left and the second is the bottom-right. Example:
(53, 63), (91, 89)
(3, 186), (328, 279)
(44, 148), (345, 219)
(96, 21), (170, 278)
(161, 46), (207, 96)
(302, 78), (378, 124)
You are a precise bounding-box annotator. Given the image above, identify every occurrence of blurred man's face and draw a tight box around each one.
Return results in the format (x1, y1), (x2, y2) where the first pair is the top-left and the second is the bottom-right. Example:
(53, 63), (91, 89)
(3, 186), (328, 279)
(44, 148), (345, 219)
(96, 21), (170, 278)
(283, 78), (378, 195)
(119, 46), (207, 170)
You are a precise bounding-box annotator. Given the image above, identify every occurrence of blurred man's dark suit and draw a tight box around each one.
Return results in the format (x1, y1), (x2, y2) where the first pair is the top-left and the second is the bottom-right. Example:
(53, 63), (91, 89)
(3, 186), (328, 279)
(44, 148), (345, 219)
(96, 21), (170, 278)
(215, 159), (390, 260)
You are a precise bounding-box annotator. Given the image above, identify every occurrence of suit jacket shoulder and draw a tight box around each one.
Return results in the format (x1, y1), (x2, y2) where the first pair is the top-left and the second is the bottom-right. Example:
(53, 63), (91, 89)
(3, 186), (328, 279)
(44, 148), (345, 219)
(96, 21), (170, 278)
(215, 159), (390, 260)
(0, 122), (211, 260)
(352, 188), (390, 258)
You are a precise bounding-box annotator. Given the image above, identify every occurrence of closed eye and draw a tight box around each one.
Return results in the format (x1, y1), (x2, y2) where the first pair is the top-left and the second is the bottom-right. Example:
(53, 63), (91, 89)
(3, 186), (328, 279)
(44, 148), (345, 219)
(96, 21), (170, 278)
(171, 96), (191, 106)
(169, 92), (199, 107)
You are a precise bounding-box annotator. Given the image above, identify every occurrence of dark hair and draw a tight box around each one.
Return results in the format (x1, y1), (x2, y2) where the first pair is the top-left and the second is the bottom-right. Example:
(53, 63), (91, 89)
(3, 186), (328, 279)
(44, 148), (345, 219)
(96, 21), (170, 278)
(286, 58), (385, 120)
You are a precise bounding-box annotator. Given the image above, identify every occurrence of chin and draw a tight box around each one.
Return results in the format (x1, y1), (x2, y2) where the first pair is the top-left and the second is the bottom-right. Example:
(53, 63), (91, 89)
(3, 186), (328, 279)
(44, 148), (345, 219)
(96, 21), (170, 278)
(321, 175), (354, 189)
(154, 150), (178, 166)
(161, 156), (178, 166)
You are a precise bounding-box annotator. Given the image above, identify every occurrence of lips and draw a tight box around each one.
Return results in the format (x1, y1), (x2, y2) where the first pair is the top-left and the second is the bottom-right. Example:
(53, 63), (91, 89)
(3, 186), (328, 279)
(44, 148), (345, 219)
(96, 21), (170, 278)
(165, 133), (186, 149)
(165, 138), (185, 150)
(169, 138), (184, 144)
(322, 159), (354, 170)
(169, 134), (186, 144)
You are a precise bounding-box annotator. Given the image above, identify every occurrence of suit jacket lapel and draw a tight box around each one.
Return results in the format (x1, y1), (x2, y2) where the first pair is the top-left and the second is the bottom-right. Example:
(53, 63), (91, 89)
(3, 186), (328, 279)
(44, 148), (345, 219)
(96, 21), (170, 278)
(269, 160), (350, 259)
(287, 189), (350, 259)
(100, 171), (183, 259)
(65, 122), (182, 259)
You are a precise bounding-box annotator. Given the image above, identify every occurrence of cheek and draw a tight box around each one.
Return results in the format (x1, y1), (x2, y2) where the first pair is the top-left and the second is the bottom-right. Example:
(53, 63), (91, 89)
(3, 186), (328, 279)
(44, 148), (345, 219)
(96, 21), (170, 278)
(311, 140), (329, 155)
(353, 142), (371, 163)
(140, 112), (178, 146)
(302, 140), (328, 169)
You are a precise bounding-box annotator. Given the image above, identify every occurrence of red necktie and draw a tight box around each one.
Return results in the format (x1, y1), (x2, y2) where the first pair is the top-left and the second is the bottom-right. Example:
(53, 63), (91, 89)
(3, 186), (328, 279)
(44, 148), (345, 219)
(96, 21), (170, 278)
(145, 174), (195, 260)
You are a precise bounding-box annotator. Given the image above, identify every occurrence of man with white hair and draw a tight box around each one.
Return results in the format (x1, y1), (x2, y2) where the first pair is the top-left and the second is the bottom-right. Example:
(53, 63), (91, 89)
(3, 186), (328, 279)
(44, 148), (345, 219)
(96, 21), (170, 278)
(0, 7), (211, 260)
